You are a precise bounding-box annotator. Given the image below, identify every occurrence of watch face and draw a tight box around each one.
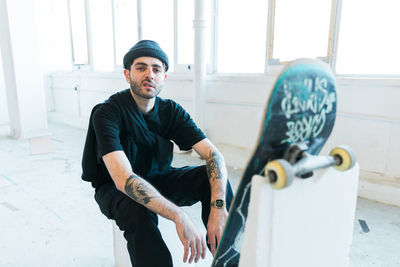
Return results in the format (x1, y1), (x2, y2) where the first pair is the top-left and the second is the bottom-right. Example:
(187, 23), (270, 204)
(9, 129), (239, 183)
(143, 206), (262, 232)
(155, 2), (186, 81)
(215, 199), (224, 208)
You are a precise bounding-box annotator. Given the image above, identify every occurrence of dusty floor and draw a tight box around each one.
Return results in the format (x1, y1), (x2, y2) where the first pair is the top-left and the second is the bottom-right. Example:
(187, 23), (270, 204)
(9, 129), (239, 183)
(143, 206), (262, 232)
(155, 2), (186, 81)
(0, 122), (399, 267)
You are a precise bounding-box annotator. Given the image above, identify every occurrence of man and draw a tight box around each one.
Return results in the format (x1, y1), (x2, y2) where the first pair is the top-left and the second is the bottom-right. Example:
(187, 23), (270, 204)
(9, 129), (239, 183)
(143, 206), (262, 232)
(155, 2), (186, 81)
(82, 40), (234, 267)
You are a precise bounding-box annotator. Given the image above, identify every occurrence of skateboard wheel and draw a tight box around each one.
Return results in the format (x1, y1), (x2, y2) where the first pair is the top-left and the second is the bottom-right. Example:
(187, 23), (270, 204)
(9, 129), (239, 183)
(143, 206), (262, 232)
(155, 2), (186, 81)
(265, 159), (294, 189)
(329, 146), (357, 171)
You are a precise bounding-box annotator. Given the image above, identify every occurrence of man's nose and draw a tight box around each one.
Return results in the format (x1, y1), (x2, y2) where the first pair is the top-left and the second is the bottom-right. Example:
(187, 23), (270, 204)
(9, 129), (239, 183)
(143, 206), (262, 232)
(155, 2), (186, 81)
(145, 68), (154, 79)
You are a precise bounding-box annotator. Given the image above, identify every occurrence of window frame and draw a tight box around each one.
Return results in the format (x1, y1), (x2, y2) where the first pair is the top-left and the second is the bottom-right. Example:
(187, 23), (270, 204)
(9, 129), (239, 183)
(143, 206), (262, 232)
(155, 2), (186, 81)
(67, 0), (92, 70)
(265, 0), (342, 73)
(69, 0), (400, 77)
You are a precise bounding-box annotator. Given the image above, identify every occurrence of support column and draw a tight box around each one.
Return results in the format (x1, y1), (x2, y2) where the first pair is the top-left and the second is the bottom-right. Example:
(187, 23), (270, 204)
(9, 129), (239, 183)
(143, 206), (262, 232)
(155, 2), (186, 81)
(0, 0), (49, 139)
(193, 0), (207, 130)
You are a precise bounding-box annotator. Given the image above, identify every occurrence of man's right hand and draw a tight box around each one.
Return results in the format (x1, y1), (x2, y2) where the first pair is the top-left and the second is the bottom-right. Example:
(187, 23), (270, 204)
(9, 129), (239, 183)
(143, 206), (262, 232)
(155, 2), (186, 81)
(175, 211), (207, 264)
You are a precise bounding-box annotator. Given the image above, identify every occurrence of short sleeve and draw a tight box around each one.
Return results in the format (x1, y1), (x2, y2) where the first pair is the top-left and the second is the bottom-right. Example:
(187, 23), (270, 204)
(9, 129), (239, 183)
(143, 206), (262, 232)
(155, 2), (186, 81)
(167, 102), (206, 150)
(92, 104), (124, 156)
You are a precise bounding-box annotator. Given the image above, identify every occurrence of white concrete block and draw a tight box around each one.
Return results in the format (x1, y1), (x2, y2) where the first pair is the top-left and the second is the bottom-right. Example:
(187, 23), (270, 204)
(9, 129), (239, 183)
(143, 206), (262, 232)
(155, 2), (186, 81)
(240, 164), (359, 267)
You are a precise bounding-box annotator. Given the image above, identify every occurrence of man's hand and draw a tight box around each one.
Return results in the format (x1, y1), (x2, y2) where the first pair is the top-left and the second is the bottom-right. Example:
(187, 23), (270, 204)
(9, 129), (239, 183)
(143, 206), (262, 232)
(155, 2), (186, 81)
(207, 207), (228, 256)
(175, 211), (207, 263)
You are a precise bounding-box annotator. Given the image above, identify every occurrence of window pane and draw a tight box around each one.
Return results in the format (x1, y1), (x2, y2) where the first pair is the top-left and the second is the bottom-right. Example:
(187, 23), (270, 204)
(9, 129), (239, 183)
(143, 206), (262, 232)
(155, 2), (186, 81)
(114, 0), (138, 67)
(89, 0), (114, 71)
(272, 0), (331, 63)
(142, 0), (174, 71)
(217, 0), (268, 73)
(68, 0), (89, 65)
(336, 0), (400, 75)
(177, 0), (194, 64)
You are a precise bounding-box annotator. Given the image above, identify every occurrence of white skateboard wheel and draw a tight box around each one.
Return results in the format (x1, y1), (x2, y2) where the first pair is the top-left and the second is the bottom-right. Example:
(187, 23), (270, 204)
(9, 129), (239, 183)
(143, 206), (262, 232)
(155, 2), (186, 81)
(329, 145), (357, 171)
(265, 159), (294, 189)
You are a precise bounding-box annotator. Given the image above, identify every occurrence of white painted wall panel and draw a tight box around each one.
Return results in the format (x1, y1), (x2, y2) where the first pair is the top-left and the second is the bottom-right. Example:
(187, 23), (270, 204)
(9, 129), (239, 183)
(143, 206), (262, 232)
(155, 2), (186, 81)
(0, 52), (9, 125)
(79, 90), (112, 117)
(80, 75), (127, 93)
(337, 82), (400, 120)
(53, 88), (79, 116)
(51, 75), (80, 90)
(386, 122), (400, 177)
(323, 115), (392, 174)
(207, 79), (272, 106)
(161, 79), (194, 101)
(205, 103), (264, 149)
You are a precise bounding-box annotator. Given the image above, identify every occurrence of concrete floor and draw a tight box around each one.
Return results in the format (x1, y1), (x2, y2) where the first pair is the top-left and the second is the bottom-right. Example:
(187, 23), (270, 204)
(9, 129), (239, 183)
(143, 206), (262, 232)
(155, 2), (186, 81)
(0, 122), (399, 267)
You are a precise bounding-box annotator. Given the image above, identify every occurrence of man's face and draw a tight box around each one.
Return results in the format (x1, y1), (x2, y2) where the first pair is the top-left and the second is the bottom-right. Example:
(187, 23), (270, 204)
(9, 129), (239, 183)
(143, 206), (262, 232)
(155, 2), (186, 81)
(124, 56), (167, 100)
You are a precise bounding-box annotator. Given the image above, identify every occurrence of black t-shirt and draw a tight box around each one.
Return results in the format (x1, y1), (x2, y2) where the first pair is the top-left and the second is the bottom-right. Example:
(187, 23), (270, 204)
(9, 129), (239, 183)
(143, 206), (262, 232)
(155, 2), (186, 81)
(82, 89), (206, 188)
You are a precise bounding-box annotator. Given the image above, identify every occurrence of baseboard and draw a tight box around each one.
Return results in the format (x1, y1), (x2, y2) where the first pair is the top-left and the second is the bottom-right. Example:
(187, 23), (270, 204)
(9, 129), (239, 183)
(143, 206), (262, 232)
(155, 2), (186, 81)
(358, 170), (400, 207)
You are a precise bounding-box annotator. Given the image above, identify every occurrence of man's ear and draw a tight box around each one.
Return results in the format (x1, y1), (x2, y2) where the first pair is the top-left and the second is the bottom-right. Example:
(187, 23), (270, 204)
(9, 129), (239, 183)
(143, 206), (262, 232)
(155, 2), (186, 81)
(123, 69), (130, 83)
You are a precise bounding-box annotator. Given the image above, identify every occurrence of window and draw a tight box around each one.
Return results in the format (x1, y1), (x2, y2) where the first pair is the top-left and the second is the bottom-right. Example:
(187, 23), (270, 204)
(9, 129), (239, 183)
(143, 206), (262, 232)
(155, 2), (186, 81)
(175, 0), (211, 70)
(67, 0), (89, 65)
(217, 0), (268, 73)
(89, 0), (114, 71)
(269, 0), (331, 64)
(113, 0), (138, 67)
(177, 0), (194, 65)
(142, 0), (174, 71)
(336, 0), (400, 75)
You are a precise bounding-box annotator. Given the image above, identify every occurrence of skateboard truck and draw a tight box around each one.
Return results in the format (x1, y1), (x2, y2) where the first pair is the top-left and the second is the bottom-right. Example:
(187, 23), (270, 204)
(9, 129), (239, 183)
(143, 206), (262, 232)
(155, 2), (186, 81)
(283, 142), (314, 179)
(265, 145), (357, 189)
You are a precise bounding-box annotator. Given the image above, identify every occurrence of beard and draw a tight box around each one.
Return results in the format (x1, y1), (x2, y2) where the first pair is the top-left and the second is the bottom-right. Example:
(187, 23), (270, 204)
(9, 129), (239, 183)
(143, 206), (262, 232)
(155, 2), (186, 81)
(129, 77), (163, 99)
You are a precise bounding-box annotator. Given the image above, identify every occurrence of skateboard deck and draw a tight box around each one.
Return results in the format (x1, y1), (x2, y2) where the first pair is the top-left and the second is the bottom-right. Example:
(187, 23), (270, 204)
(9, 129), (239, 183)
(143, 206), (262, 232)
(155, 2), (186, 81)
(212, 59), (337, 267)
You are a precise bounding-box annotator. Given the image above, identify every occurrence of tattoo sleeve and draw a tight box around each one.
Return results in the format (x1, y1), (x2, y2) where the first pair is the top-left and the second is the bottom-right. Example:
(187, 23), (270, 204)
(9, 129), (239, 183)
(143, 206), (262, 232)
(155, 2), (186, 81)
(124, 174), (159, 205)
(206, 151), (226, 181)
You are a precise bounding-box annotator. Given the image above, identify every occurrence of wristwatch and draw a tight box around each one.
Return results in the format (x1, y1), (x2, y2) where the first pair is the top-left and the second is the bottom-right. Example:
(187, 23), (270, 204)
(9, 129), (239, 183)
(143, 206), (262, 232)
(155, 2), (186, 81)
(211, 199), (225, 209)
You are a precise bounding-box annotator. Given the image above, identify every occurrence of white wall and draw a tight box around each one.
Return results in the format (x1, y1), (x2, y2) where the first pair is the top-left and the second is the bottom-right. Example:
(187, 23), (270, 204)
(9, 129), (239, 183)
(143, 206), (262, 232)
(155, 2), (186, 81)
(0, 52), (9, 125)
(46, 72), (400, 206)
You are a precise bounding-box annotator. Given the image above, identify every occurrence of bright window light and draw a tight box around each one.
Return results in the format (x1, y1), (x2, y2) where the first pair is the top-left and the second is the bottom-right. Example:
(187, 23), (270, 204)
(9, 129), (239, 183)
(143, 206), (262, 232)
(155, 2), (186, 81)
(113, 0), (138, 67)
(142, 0), (174, 71)
(272, 0), (331, 63)
(89, 0), (114, 72)
(68, 0), (89, 65)
(177, 0), (194, 64)
(336, 0), (400, 75)
(217, 0), (268, 73)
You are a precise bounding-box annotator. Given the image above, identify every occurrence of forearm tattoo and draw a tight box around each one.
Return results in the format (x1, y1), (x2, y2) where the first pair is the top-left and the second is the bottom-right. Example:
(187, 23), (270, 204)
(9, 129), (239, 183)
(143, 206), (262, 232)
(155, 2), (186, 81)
(206, 151), (225, 181)
(124, 174), (159, 205)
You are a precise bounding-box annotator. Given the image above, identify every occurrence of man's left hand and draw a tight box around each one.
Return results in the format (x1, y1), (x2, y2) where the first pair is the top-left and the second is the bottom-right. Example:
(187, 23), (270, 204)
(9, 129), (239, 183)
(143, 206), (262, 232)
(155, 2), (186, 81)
(207, 207), (228, 256)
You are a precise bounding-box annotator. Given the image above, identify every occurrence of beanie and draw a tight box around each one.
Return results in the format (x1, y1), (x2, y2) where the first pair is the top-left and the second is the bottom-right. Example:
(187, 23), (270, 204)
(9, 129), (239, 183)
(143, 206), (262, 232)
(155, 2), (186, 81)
(123, 40), (169, 72)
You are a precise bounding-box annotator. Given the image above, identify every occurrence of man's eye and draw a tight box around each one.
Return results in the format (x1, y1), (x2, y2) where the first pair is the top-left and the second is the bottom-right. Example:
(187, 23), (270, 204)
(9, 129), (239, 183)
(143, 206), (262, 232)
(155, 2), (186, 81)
(154, 69), (161, 73)
(136, 67), (144, 71)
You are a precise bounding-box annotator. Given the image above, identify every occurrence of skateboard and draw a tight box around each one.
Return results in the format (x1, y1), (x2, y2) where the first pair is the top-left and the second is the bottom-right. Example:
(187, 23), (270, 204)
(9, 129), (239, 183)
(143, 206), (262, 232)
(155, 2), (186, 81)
(212, 59), (356, 267)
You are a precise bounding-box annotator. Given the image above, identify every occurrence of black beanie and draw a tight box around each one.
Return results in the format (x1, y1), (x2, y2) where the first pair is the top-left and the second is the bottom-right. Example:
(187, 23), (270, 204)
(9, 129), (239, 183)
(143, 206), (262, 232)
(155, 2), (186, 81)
(123, 40), (169, 72)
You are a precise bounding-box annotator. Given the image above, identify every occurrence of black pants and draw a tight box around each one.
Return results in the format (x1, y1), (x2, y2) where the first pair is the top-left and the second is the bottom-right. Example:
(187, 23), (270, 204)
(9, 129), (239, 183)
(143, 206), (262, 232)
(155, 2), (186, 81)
(94, 165), (234, 267)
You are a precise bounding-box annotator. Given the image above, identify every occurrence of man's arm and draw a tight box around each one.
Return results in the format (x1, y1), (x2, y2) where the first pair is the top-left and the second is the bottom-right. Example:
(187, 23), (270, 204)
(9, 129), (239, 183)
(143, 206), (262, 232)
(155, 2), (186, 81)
(102, 151), (206, 263)
(192, 138), (229, 256)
